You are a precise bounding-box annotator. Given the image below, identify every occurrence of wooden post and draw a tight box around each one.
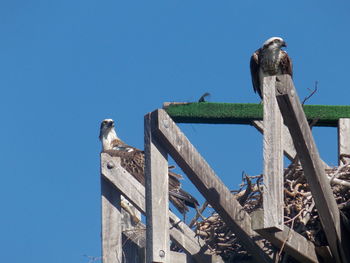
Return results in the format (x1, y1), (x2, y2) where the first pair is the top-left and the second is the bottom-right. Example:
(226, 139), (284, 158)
(100, 171), (122, 263)
(152, 110), (272, 263)
(144, 113), (170, 263)
(252, 120), (330, 169)
(100, 153), (222, 263)
(260, 76), (284, 231)
(152, 109), (323, 263)
(338, 118), (350, 165)
(275, 74), (350, 263)
(252, 120), (295, 161)
(121, 197), (144, 263)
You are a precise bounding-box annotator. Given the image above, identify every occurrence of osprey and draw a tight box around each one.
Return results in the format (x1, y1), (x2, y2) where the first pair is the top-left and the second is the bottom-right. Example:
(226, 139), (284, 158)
(250, 37), (293, 98)
(99, 119), (199, 214)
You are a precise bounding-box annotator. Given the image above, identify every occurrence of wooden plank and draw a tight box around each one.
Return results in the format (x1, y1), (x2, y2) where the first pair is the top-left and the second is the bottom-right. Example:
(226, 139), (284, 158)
(163, 102), (350, 127)
(122, 221), (146, 263)
(338, 118), (350, 165)
(152, 109), (322, 263)
(260, 76), (284, 231)
(252, 120), (296, 161)
(100, 175), (122, 263)
(121, 197), (144, 263)
(167, 213), (223, 263)
(153, 110), (272, 263)
(275, 74), (350, 263)
(252, 120), (330, 169)
(170, 251), (189, 263)
(100, 153), (223, 263)
(257, 227), (319, 263)
(144, 113), (170, 263)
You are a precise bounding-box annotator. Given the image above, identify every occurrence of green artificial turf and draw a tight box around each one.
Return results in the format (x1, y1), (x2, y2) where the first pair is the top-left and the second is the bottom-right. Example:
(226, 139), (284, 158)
(165, 102), (350, 127)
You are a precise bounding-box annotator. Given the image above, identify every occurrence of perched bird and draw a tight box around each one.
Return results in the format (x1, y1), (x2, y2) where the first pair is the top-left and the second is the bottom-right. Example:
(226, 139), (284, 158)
(250, 37), (293, 99)
(99, 119), (199, 214)
(198, 92), (211, 103)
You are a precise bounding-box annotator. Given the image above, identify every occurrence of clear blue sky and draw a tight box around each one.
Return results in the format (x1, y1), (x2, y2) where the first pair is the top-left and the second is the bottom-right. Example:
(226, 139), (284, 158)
(1, 1), (349, 262)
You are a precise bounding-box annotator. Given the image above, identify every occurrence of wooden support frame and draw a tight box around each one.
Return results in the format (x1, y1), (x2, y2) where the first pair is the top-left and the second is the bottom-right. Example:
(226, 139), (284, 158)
(275, 74), (350, 263)
(258, 76), (284, 231)
(252, 120), (296, 161)
(145, 113), (170, 263)
(252, 120), (330, 169)
(100, 163), (122, 263)
(338, 118), (350, 165)
(100, 152), (223, 263)
(151, 109), (322, 263)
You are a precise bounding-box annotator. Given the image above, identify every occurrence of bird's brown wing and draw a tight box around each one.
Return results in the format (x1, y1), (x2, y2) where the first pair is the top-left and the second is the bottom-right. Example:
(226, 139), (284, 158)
(250, 49), (262, 99)
(103, 149), (199, 214)
(103, 149), (145, 184)
(280, 50), (293, 78)
(120, 150), (145, 185)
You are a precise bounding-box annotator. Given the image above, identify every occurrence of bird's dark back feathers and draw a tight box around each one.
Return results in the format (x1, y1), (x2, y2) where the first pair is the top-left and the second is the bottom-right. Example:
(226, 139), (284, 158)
(103, 149), (198, 214)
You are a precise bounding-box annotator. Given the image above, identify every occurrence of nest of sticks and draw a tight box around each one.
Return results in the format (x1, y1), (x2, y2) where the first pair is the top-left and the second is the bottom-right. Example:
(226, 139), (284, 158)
(193, 156), (350, 262)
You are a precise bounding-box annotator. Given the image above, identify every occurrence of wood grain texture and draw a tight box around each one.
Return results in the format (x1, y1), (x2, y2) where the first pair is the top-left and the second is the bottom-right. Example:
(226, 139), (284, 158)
(153, 109), (322, 263)
(257, 227), (319, 263)
(252, 120), (296, 161)
(122, 221), (146, 263)
(100, 173), (122, 263)
(100, 153), (222, 263)
(338, 118), (350, 165)
(169, 251), (190, 263)
(153, 109), (273, 263)
(261, 76), (284, 231)
(252, 120), (330, 169)
(275, 74), (350, 263)
(145, 113), (169, 263)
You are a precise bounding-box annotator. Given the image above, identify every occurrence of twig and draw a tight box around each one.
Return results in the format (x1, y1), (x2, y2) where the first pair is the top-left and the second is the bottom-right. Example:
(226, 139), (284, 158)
(278, 215), (296, 258)
(237, 174), (252, 205)
(83, 255), (102, 263)
(284, 208), (305, 224)
(302, 81), (318, 105)
(189, 201), (208, 228)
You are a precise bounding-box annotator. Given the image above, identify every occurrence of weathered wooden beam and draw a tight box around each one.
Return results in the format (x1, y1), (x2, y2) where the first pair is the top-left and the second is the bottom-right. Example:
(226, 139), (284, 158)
(252, 120), (330, 169)
(257, 227), (319, 263)
(100, 173), (122, 263)
(100, 153), (222, 263)
(122, 221), (146, 263)
(252, 120), (296, 161)
(153, 109), (272, 262)
(121, 197), (144, 263)
(170, 251), (191, 263)
(260, 76), (284, 231)
(145, 113), (170, 263)
(164, 102), (350, 127)
(275, 74), (350, 263)
(338, 118), (350, 165)
(152, 109), (323, 263)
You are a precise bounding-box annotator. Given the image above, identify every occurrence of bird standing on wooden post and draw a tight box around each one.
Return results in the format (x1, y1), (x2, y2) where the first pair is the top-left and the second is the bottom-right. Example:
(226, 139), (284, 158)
(250, 37), (293, 98)
(99, 119), (199, 215)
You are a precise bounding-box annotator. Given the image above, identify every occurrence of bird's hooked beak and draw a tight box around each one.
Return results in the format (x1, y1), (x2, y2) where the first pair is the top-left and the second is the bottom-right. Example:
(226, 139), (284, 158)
(107, 121), (114, 128)
(282, 41), (287, 48)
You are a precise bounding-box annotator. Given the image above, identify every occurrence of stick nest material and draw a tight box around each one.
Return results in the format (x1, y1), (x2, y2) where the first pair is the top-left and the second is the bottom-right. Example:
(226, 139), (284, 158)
(193, 158), (350, 262)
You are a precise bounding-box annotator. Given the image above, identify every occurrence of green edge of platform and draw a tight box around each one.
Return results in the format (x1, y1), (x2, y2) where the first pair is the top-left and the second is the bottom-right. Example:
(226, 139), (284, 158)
(164, 102), (350, 127)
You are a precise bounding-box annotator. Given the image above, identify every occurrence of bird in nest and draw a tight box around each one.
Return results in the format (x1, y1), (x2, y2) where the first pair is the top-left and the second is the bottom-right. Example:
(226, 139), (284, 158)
(99, 119), (199, 216)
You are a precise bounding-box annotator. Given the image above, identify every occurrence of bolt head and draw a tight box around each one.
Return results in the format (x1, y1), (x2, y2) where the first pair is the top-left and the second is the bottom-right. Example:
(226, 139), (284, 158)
(107, 162), (114, 169)
(163, 119), (169, 128)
